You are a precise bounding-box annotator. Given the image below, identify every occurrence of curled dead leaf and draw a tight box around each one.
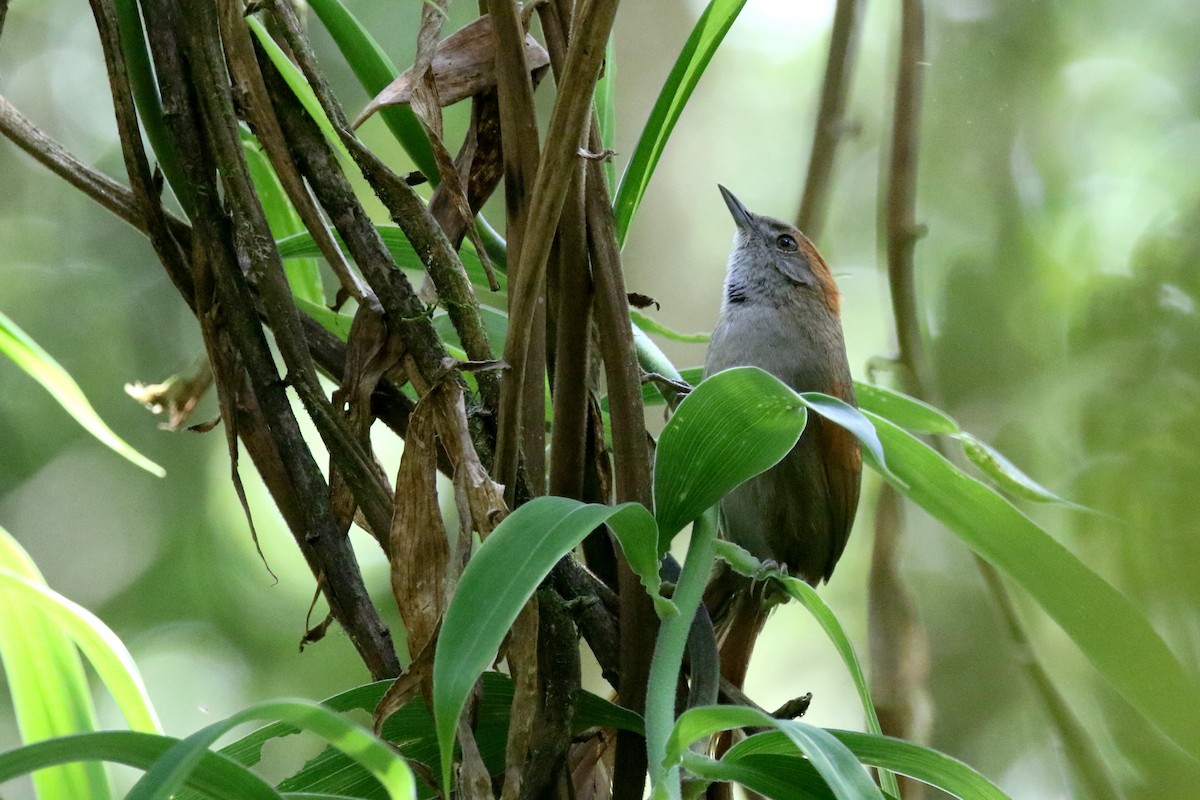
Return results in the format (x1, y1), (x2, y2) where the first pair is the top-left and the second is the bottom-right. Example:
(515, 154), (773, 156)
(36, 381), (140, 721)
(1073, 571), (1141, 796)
(125, 359), (214, 430)
(354, 14), (550, 127)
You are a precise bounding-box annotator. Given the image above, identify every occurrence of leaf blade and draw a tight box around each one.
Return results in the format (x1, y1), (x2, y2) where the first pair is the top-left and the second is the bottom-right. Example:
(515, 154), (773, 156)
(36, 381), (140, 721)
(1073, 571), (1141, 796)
(0, 309), (164, 477)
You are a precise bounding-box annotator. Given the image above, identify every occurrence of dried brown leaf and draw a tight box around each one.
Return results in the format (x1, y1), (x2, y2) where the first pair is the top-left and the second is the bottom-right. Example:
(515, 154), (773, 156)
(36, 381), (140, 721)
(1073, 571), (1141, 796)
(569, 730), (616, 800)
(354, 14), (550, 125)
(125, 359), (214, 431)
(374, 642), (435, 732)
(330, 308), (402, 536)
(389, 385), (450, 657)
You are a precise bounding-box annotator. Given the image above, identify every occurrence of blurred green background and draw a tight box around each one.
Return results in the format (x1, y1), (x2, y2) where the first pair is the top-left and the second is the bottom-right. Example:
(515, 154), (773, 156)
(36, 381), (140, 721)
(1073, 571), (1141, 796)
(2, 0), (1199, 797)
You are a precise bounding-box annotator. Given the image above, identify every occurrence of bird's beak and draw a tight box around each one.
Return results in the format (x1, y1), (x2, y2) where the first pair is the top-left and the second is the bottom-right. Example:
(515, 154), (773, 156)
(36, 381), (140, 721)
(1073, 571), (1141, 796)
(718, 184), (753, 230)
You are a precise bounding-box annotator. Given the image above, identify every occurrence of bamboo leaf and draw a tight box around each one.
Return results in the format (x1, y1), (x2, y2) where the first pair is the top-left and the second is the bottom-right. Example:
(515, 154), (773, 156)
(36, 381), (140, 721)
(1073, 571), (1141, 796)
(613, 0), (750, 245)
(0, 309), (164, 477)
(865, 411), (1200, 759)
(433, 498), (658, 789)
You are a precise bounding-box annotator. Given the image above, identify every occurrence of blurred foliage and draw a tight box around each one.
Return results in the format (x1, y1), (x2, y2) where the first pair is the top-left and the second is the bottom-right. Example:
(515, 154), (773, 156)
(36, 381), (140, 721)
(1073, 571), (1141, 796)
(2, 0), (1199, 798)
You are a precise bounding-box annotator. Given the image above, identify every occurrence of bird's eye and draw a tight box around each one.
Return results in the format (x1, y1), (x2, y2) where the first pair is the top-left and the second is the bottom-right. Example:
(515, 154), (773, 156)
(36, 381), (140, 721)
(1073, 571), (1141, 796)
(776, 234), (798, 251)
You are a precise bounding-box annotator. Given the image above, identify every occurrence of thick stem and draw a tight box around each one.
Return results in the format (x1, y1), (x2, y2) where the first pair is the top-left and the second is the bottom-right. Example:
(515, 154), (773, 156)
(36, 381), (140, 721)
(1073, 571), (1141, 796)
(494, 0), (621, 496)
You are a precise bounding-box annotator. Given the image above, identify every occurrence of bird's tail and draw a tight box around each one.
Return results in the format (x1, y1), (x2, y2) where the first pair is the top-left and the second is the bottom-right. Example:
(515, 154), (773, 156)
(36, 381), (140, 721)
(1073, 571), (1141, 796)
(703, 560), (773, 689)
(703, 562), (774, 800)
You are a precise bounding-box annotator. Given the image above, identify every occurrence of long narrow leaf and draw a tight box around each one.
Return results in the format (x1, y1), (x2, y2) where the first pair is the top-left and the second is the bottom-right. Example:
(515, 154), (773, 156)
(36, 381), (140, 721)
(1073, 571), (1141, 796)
(0, 309), (164, 476)
(727, 729), (1011, 800)
(433, 498), (657, 790)
(276, 226), (505, 293)
(664, 706), (883, 800)
(0, 569), (160, 734)
(613, 0), (749, 245)
(681, 751), (839, 800)
(247, 17), (351, 164)
(864, 410), (1200, 759)
(0, 732), (282, 800)
(0, 530), (110, 800)
(127, 700), (415, 800)
(712, 539), (898, 797)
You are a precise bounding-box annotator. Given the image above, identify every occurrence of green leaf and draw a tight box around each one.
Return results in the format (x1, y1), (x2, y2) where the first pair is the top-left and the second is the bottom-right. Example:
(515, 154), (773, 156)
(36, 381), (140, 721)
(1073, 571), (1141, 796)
(681, 750), (850, 800)
(0, 309), (165, 477)
(798, 392), (892, 480)
(433, 498), (658, 790)
(0, 529), (112, 800)
(128, 700), (415, 800)
(727, 729), (1011, 800)
(645, 509), (719, 798)
(613, 0), (750, 245)
(0, 731), (283, 800)
(306, 0), (438, 182)
(595, 35), (618, 188)
(663, 706), (883, 800)
(276, 225), (505, 294)
(852, 381), (960, 435)
(712, 540), (898, 797)
(248, 17), (351, 164)
(653, 367), (806, 542)
(0, 569), (160, 734)
(630, 309), (711, 343)
(864, 410), (1200, 759)
(203, 675), (638, 800)
(241, 131), (324, 305)
(957, 431), (1088, 508)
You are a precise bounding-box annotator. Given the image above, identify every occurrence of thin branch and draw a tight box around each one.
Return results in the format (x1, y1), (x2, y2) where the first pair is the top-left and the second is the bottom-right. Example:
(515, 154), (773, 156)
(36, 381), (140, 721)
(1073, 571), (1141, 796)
(0, 95), (188, 245)
(484, 0), (548, 499)
(185, 0), (394, 541)
(86, 0), (193, 303)
(537, 0), (594, 503)
(796, 0), (866, 239)
(882, 4), (1123, 799)
(265, 1), (501, 418)
(137, 0), (400, 678)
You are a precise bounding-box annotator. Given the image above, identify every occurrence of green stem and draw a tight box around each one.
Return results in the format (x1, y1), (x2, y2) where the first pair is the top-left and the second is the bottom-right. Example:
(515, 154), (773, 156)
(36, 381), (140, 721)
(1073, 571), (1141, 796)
(645, 509), (718, 799)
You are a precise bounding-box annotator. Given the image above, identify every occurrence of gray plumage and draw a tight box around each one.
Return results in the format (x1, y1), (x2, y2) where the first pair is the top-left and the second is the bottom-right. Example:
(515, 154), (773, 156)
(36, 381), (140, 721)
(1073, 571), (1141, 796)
(704, 186), (861, 586)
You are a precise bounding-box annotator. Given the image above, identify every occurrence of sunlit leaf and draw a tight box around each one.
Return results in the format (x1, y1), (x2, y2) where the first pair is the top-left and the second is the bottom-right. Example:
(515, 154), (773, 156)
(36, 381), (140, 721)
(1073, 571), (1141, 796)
(0, 530), (111, 800)
(127, 700), (415, 800)
(0, 309), (164, 477)
(654, 367), (805, 543)
(0, 732), (282, 800)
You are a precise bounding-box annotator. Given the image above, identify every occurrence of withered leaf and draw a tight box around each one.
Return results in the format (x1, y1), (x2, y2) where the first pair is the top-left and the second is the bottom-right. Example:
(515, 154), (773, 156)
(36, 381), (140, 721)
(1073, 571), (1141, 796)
(125, 359), (214, 431)
(388, 383), (450, 658)
(354, 14), (550, 126)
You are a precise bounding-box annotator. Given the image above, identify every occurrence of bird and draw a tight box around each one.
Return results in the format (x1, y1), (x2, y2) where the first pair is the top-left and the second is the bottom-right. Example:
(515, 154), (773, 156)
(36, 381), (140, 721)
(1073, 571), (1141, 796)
(702, 185), (862, 690)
